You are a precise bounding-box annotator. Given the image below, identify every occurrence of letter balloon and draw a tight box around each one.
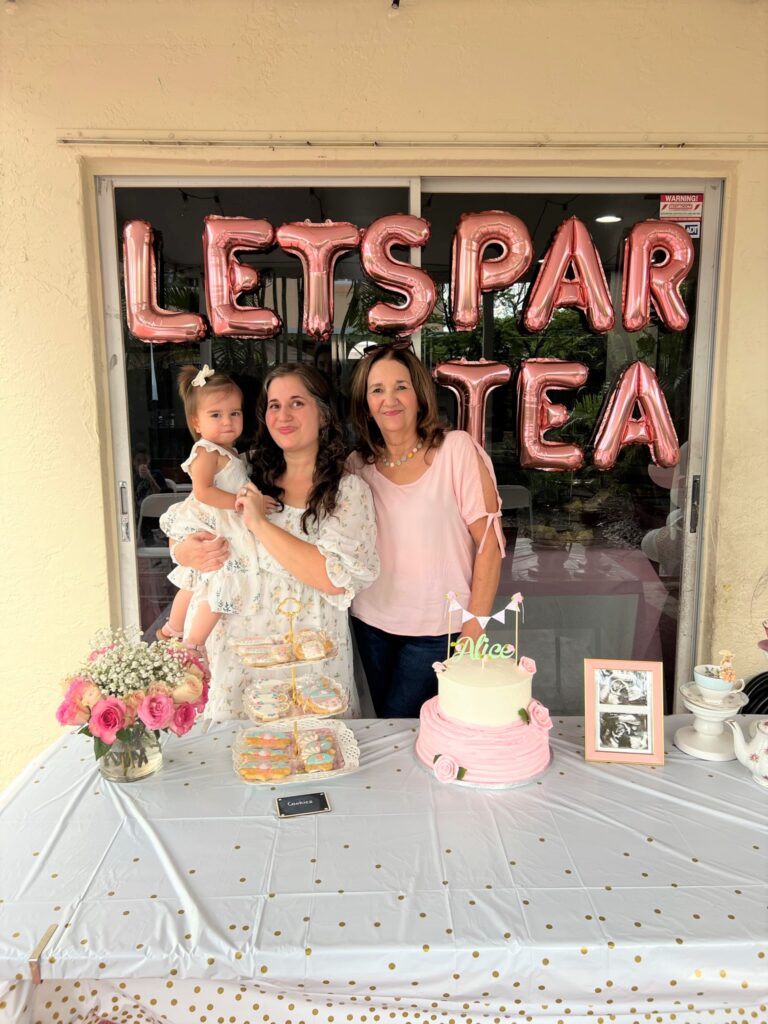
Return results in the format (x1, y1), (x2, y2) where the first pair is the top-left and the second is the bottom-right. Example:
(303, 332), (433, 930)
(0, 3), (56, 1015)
(433, 358), (511, 447)
(451, 211), (533, 331)
(517, 359), (589, 472)
(123, 221), (206, 343)
(276, 220), (361, 340)
(622, 219), (694, 332)
(360, 214), (436, 336)
(203, 216), (281, 339)
(523, 216), (615, 334)
(592, 361), (680, 470)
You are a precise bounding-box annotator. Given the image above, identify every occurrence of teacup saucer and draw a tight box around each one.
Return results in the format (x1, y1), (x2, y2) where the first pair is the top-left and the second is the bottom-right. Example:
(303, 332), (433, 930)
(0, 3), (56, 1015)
(680, 681), (749, 712)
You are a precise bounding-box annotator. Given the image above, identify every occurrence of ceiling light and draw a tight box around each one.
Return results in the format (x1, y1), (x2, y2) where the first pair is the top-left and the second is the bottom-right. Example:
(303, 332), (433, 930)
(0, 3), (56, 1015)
(595, 215), (621, 224)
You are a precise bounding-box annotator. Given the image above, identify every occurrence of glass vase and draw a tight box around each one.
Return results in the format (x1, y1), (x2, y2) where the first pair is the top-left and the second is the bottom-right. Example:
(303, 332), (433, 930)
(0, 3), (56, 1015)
(98, 726), (163, 783)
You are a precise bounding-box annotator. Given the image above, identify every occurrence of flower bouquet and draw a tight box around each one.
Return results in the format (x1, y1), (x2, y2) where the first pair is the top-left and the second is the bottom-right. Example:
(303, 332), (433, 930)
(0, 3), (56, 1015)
(56, 629), (210, 782)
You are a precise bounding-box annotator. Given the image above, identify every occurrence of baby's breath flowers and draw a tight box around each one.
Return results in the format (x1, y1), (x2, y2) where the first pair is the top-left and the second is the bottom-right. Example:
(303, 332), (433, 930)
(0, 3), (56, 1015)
(56, 628), (210, 761)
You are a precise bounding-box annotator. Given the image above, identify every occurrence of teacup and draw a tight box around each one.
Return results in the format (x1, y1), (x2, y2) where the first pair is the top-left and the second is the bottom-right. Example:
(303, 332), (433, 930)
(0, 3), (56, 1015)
(693, 664), (745, 705)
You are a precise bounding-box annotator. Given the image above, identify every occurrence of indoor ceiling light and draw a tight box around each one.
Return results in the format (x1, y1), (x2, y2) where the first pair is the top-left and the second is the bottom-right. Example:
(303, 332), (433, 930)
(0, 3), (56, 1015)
(595, 215), (621, 224)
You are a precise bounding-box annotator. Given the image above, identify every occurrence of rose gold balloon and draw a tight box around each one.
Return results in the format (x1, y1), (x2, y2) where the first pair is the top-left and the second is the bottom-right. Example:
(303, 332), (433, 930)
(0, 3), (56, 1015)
(517, 359), (588, 472)
(122, 220), (206, 343)
(433, 358), (511, 447)
(592, 361), (680, 470)
(203, 216), (281, 339)
(276, 220), (361, 340)
(360, 214), (436, 336)
(450, 211), (533, 331)
(523, 216), (615, 334)
(622, 219), (694, 332)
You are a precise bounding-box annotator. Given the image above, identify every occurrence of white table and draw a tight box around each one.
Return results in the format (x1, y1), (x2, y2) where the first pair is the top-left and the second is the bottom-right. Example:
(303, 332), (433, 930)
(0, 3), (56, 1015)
(1, 717), (766, 1024)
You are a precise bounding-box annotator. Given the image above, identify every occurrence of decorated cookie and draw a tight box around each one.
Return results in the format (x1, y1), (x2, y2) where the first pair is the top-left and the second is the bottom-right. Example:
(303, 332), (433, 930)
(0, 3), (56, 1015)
(302, 751), (335, 773)
(236, 760), (293, 782)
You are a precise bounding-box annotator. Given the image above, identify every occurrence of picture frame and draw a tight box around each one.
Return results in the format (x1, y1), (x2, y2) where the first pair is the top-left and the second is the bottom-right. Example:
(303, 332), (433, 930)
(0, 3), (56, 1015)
(583, 659), (665, 766)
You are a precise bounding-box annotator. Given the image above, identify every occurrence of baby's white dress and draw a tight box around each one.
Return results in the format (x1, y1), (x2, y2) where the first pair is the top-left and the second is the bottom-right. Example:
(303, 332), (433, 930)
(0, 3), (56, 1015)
(159, 439), (258, 615)
(185, 473), (379, 722)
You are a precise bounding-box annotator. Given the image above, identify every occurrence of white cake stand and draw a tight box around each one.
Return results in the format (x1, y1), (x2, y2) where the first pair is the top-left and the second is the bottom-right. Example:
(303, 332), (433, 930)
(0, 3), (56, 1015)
(674, 682), (749, 761)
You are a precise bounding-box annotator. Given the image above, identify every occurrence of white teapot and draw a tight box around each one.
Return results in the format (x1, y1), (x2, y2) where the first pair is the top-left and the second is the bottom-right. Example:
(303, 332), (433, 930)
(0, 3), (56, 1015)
(727, 719), (768, 787)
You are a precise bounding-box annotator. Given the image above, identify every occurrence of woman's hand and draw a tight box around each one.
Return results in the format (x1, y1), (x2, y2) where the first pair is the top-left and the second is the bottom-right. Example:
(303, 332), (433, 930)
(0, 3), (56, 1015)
(172, 531), (229, 572)
(456, 620), (484, 649)
(236, 483), (270, 536)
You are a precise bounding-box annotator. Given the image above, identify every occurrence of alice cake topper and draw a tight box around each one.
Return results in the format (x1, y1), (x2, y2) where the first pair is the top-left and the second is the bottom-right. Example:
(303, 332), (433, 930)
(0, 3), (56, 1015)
(441, 591), (537, 676)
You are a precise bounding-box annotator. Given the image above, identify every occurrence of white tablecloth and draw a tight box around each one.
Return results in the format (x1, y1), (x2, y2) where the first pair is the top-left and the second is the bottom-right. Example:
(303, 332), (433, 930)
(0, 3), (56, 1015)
(1, 717), (766, 1024)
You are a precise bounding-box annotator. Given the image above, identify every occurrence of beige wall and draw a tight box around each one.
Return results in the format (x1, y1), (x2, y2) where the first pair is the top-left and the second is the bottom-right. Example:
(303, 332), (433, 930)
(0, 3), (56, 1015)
(1, 0), (767, 790)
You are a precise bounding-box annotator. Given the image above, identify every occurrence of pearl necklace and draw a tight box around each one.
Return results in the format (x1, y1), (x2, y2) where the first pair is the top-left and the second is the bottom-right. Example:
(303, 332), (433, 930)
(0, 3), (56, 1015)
(380, 440), (423, 468)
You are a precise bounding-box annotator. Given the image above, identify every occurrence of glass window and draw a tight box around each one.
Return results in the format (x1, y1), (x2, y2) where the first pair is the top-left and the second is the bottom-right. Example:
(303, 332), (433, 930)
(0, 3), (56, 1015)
(414, 190), (700, 713)
(114, 184), (408, 634)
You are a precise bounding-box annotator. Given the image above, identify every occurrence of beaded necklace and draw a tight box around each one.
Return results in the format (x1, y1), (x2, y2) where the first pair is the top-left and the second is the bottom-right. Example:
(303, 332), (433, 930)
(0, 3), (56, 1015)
(380, 440), (423, 468)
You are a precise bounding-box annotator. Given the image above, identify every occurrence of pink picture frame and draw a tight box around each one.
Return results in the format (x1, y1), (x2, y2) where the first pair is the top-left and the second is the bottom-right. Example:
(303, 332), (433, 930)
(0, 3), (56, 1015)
(583, 659), (665, 766)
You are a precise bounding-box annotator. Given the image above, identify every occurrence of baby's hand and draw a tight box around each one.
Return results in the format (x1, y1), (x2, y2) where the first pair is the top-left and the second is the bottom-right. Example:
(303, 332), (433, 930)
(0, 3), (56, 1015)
(262, 495), (280, 516)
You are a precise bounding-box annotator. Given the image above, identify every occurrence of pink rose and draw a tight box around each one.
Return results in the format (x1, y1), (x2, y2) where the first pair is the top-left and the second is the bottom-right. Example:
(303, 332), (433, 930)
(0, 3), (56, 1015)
(137, 692), (175, 731)
(528, 699), (552, 732)
(171, 672), (204, 705)
(168, 702), (197, 736)
(88, 643), (116, 661)
(193, 677), (209, 713)
(80, 684), (102, 709)
(89, 698), (128, 745)
(122, 691), (146, 725)
(433, 754), (461, 783)
(519, 656), (537, 676)
(56, 698), (89, 727)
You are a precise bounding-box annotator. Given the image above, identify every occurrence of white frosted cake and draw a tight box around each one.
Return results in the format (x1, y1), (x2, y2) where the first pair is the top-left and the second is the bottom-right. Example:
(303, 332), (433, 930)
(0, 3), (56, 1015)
(415, 653), (552, 787)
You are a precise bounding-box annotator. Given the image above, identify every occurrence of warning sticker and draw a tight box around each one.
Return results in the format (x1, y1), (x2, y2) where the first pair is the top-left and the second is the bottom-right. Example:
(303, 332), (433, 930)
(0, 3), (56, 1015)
(660, 193), (704, 221)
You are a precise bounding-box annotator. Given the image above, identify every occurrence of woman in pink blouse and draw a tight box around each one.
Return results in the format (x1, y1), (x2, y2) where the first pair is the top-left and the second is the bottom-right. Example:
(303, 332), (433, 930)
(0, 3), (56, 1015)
(348, 344), (505, 718)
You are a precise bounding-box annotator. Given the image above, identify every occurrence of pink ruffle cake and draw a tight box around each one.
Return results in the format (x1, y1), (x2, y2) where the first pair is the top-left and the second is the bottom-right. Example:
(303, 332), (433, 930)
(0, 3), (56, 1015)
(415, 653), (552, 787)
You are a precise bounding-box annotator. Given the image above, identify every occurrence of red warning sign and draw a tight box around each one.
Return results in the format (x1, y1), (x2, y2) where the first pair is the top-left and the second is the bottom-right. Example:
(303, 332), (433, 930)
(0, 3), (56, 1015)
(659, 194), (704, 220)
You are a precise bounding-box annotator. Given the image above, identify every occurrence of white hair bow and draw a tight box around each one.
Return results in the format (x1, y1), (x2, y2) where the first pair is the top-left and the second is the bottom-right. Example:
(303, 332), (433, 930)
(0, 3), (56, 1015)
(191, 364), (215, 388)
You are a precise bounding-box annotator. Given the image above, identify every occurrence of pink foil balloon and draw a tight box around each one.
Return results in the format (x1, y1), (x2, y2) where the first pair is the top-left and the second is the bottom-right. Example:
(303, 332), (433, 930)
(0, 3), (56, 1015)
(203, 216), (281, 339)
(622, 219), (694, 332)
(360, 214), (436, 336)
(592, 361), (680, 470)
(450, 212), (533, 331)
(276, 220), (361, 340)
(517, 359), (589, 472)
(122, 220), (206, 343)
(433, 358), (511, 447)
(523, 216), (615, 334)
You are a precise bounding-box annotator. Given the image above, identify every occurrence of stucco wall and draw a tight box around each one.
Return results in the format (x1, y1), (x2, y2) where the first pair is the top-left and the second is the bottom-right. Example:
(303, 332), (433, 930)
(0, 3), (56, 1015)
(1, 0), (767, 790)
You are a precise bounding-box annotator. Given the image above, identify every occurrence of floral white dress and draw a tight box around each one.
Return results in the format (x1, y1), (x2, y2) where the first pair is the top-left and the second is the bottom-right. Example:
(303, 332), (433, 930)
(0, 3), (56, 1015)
(187, 473), (379, 722)
(160, 439), (258, 615)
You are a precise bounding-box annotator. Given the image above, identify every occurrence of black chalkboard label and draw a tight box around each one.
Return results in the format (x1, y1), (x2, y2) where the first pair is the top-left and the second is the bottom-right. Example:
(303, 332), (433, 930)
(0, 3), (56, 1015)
(276, 792), (330, 818)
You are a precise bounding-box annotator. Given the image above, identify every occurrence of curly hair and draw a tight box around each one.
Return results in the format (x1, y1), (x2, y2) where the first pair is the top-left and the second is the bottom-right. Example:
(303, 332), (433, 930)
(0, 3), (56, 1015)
(251, 363), (347, 534)
(349, 346), (448, 464)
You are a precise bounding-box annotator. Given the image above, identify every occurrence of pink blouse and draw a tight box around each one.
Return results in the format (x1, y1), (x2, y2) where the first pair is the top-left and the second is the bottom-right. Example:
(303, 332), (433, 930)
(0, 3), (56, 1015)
(348, 431), (505, 636)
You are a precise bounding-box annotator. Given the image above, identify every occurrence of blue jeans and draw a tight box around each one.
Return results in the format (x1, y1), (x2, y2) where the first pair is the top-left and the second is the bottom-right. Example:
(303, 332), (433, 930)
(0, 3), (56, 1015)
(352, 617), (459, 718)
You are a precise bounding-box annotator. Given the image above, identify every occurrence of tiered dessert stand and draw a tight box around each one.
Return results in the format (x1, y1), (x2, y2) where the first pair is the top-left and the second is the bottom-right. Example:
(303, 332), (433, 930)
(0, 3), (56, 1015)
(674, 681), (749, 761)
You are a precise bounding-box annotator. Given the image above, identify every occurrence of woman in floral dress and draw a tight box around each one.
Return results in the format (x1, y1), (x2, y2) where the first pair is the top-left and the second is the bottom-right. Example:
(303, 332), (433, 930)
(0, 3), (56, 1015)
(168, 363), (379, 721)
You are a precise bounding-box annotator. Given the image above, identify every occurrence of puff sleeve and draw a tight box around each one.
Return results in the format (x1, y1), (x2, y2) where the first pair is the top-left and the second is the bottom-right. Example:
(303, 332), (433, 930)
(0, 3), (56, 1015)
(315, 474), (380, 610)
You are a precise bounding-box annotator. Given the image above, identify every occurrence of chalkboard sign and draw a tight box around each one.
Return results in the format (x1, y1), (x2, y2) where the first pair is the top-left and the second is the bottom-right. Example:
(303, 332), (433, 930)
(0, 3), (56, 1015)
(276, 792), (330, 818)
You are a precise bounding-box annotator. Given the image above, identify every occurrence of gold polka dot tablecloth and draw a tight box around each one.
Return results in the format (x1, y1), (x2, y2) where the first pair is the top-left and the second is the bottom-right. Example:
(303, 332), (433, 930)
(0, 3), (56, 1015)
(0, 717), (766, 1024)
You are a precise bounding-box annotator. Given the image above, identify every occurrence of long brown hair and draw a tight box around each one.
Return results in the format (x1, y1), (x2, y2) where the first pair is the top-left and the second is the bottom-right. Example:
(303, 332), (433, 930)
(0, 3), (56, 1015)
(177, 365), (242, 440)
(349, 347), (448, 464)
(252, 363), (346, 534)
